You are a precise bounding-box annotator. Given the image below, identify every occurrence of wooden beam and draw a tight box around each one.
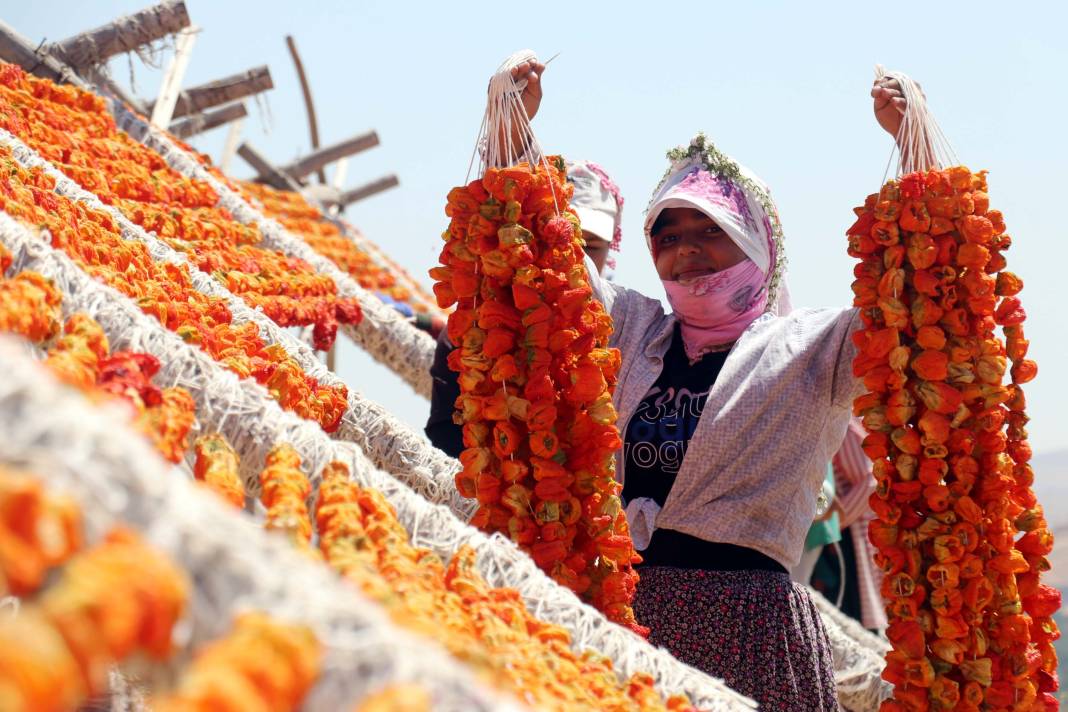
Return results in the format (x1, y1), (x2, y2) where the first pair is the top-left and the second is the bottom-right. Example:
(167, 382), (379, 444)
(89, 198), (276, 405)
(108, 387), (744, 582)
(285, 35), (325, 184)
(169, 101), (247, 139)
(47, 0), (190, 69)
(0, 19), (87, 86)
(339, 175), (399, 206)
(280, 131), (379, 180)
(237, 143), (302, 192)
(151, 65), (273, 120)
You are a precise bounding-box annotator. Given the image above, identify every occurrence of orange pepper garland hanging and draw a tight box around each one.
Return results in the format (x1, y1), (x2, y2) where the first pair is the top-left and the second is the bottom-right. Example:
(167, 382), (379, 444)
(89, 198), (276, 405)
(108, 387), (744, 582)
(847, 166), (1058, 711)
(432, 157), (644, 634)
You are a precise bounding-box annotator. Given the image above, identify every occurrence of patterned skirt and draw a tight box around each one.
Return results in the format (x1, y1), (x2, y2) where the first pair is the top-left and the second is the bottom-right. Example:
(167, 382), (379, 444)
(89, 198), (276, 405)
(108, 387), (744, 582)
(633, 566), (840, 711)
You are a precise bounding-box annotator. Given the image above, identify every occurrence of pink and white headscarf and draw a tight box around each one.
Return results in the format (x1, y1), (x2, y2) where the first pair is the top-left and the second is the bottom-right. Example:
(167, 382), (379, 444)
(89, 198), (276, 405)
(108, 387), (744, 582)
(567, 160), (624, 268)
(644, 134), (791, 360)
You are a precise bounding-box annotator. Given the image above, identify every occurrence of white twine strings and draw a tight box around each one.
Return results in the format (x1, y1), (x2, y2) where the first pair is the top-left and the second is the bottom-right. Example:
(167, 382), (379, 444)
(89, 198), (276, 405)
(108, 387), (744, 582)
(468, 49), (561, 213)
(876, 65), (959, 180)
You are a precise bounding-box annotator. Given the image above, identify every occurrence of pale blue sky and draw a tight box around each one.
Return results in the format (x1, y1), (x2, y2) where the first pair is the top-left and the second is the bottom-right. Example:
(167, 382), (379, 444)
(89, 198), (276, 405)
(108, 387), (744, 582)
(9, 1), (1068, 454)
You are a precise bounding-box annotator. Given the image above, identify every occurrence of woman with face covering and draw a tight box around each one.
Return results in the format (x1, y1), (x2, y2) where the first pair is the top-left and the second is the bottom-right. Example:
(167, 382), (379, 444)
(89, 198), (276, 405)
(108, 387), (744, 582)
(500, 61), (910, 709)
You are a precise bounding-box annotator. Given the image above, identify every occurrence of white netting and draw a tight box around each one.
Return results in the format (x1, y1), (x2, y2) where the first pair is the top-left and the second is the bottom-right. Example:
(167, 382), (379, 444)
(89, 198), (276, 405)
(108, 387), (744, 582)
(808, 588), (892, 711)
(0, 335), (524, 712)
(109, 101), (437, 399)
(0, 212), (755, 711)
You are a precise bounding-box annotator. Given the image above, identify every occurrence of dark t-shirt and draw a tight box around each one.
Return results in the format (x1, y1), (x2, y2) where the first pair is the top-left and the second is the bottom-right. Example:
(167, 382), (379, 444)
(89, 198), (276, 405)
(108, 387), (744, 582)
(425, 331), (464, 458)
(621, 325), (728, 507)
(621, 324), (785, 573)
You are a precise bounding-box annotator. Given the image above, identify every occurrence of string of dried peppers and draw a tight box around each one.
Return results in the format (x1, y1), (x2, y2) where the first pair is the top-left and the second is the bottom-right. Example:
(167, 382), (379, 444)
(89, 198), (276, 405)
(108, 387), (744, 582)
(193, 433), (246, 508)
(848, 166), (1059, 711)
(0, 143), (348, 431)
(431, 158), (644, 633)
(151, 612), (322, 712)
(0, 515), (188, 711)
(0, 62), (363, 353)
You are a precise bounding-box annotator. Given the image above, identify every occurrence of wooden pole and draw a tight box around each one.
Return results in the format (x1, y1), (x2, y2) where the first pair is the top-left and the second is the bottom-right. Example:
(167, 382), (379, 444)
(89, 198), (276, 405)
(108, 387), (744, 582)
(237, 143), (302, 192)
(0, 20), (88, 86)
(47, 0), (190, 69)
(338, 175), (399, 206)
(285, 35), (326, 184)
(149, 25), (197, 128)
(150, 65), (273, 120)
(218, 118), (245, 173)
(169, 102), (247, 139)
(278, 131), (379, 180)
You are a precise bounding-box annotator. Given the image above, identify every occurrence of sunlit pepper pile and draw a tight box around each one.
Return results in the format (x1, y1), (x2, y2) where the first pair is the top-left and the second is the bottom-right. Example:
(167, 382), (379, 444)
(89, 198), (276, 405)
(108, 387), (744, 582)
(0, 144), (348, 431)
(431, 158), (643, 633)
(352, 684), (431, 712)
(847, 166), (1058, 711)
(0, 62), (362, 352)
(240, 180), (440, 314)
(0, 259), (196, 463)
(0, 476), (189, 712)
(193, 433), (245, 509)
(151, 611), (322, 712)
(260, 443), (315, 550)
(0, 464), (82, 596)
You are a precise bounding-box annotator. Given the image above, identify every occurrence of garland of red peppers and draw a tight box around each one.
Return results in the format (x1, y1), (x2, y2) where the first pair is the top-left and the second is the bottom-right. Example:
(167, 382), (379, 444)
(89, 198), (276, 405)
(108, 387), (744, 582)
(431, 158), (645, 635)
(848, 165), (1060, 711)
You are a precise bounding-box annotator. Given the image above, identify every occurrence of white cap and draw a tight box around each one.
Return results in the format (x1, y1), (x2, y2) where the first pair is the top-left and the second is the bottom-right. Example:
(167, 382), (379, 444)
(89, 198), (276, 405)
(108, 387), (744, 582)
(567, 160), (620, 243)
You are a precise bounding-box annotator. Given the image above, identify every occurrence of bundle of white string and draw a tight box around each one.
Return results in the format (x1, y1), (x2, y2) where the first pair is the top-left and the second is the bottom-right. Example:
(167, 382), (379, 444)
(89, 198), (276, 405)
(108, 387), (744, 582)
(876, 65), (959, 177)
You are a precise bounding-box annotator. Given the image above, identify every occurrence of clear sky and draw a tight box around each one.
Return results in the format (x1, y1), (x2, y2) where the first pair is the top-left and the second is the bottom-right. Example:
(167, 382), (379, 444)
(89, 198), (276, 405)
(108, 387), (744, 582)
(9, 1), (1068, 455)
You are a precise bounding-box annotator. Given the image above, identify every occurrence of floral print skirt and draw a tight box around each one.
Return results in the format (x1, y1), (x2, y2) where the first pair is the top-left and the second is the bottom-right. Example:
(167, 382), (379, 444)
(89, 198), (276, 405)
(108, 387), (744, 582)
(633, 566), (839, 711)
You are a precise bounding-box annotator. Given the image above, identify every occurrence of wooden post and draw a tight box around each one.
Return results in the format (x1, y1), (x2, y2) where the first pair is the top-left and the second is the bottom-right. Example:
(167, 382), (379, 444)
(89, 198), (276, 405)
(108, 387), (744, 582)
(170, 102), (247, 139)
(0, 20), (87, 86)
(285, 35), (325, 184)
(276, 131), (379, 180)
(152, 65), (273, 120)
(47, 0), (190, 69)
(218, 118), (245, 173)
(339, 175), (399, 206)
(149, 25), (197, 128)
(237, 143), (302, 192)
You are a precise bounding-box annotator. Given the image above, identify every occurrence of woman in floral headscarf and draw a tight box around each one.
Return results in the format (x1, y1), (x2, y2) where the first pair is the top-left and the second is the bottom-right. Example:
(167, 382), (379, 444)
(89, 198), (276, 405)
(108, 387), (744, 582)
(499, 61), (911, 709)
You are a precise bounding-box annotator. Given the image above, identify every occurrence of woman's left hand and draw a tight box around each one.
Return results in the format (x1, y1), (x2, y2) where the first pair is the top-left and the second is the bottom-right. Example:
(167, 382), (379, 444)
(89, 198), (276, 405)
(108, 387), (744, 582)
(871, 76), (918, 139)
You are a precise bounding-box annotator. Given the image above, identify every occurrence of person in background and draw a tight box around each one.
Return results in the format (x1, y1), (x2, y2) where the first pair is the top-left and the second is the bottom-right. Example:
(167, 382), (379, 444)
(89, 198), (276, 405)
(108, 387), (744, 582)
(792, 463), (842, 585)
(424, 160), (624, 457)
(811, 418), (889, 632)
